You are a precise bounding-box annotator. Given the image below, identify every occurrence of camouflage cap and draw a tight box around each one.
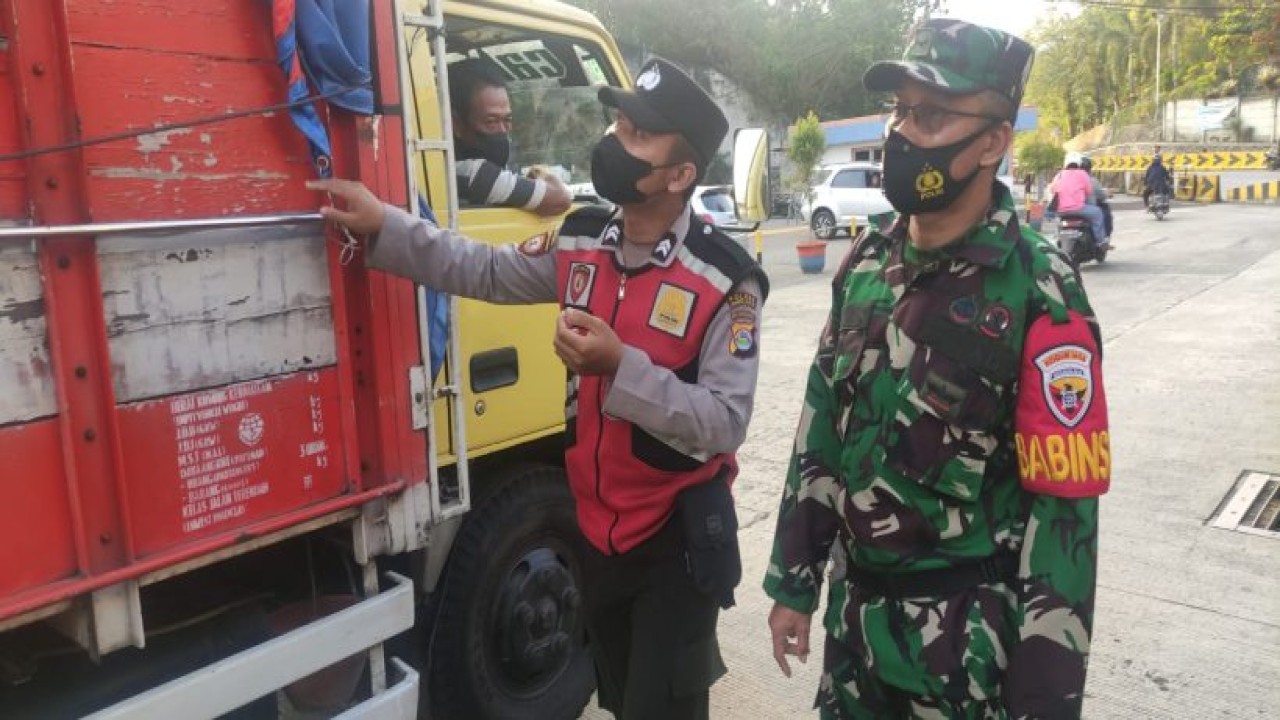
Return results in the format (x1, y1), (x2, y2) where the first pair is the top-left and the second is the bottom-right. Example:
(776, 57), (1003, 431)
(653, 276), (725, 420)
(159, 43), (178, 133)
(863, 18), (1034, 109)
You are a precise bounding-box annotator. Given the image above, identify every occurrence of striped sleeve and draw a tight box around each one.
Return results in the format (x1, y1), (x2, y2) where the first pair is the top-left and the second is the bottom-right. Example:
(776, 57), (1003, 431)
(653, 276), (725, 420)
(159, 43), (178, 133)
(457, 159), (546, 211)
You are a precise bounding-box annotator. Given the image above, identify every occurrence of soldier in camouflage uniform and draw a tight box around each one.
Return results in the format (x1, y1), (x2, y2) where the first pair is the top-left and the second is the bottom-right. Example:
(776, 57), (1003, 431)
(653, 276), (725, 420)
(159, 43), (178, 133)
(764, 20), (1110, 720)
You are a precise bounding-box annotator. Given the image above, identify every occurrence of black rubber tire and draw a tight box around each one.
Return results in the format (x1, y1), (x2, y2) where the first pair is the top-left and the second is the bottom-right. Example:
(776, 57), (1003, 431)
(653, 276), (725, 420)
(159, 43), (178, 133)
(424, 466), (594, 720)
(810, 209), (837, 240)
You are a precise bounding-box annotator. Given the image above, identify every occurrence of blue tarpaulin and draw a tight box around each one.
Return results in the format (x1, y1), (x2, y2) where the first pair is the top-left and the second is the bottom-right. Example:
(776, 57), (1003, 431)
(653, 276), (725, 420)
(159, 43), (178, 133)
(274, 0), (448, 380)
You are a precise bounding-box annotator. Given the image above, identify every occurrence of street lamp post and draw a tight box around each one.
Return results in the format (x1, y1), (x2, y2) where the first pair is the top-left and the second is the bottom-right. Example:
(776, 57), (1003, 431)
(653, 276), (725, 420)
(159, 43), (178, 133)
(1155, 11), (1165, 140)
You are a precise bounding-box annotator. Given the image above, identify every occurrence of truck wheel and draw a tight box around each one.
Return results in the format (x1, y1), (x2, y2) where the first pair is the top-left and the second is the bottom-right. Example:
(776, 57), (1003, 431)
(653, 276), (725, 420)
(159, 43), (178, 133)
(425, 466), (593, 720)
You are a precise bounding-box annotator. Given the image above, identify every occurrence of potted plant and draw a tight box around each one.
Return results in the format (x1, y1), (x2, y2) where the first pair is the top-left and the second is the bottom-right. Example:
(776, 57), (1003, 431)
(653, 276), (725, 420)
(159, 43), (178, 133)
(795, 239), (826, 274)
(787, 111), (827, 272)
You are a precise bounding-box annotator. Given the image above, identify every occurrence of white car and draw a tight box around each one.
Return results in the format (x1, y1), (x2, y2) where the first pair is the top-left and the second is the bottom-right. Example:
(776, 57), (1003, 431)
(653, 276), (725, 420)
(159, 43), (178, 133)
(691, 185), (744, 230)
(800, 162), (894, 239)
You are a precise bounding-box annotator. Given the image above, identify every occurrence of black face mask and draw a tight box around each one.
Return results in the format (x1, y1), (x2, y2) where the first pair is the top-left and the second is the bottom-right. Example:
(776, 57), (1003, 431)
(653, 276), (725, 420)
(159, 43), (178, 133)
(458, 130), (510, 168)
(590, 134), (657, 205)
(590, 134), (688, 206)
(881, 125), (994, 215)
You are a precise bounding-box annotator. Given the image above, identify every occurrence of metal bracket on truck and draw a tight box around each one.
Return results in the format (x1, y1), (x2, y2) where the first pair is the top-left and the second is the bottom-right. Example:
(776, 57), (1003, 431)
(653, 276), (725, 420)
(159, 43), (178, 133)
(84, 573), (417, 720)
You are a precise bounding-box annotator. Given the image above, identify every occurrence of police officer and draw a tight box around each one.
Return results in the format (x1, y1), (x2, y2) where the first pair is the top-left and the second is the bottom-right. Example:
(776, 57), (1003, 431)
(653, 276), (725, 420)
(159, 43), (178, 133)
(311, 57), (766, 720)
(764, 19), (1108, 719)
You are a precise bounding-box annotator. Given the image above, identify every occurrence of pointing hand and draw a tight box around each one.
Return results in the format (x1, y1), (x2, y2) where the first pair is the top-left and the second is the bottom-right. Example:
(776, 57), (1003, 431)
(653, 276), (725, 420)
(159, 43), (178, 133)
(307, 179), (386, 236)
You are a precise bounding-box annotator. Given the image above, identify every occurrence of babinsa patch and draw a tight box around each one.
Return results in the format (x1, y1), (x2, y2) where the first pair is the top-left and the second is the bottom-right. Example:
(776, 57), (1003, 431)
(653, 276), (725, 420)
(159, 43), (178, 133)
(1035, 344), (1094, 428)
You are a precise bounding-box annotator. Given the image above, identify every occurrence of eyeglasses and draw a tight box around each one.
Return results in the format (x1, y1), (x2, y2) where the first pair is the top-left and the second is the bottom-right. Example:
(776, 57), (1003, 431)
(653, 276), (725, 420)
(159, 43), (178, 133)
(883, 101), (1006, 135)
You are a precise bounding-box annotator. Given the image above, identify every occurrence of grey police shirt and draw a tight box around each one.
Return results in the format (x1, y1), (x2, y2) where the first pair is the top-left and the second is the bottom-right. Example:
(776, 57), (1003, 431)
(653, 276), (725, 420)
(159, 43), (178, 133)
(367, 203), (763, 457)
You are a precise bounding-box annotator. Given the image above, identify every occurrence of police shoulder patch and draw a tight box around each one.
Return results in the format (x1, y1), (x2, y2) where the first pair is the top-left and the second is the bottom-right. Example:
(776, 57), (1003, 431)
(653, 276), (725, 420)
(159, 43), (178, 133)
(727, 291), (758, 359)
(516, 232), (553, 257)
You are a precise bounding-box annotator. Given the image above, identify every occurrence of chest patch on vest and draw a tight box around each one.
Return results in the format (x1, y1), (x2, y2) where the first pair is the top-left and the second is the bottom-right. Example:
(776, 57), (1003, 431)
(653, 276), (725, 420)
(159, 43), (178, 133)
(648, 283), (697, 338)
(565, 262), (597, 309)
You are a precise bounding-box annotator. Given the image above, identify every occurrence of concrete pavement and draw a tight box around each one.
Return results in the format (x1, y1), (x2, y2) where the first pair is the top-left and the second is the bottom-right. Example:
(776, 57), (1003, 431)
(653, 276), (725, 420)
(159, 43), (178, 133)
(584, 202), (1280, 719)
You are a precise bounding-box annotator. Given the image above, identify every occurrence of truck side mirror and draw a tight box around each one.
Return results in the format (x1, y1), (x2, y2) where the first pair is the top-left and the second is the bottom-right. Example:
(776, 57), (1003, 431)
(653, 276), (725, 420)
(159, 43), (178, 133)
(732, 128), (769, 228)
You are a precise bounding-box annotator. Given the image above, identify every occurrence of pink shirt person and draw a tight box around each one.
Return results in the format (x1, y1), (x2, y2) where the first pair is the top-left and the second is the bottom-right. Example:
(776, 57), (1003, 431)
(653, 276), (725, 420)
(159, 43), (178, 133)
(1050, 168), (1093, 212)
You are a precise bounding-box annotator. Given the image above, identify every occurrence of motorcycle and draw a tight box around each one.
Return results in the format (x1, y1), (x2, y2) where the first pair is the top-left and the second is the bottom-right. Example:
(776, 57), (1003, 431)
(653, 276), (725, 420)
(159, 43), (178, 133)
(1266, 150), (1279, 171)
(1056, 212), (1108, 265)
(1148, 190), (1170, 221)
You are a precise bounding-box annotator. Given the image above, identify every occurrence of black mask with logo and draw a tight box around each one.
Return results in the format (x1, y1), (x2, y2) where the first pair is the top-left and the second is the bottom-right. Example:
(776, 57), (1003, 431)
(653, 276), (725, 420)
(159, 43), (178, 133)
(881, 125), (995, 215)
(457, 130), (511, 168)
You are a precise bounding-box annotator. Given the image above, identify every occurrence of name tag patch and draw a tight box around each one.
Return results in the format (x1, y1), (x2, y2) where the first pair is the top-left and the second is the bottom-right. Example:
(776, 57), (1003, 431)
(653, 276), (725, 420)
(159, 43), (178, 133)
(648, 283), (696, 338)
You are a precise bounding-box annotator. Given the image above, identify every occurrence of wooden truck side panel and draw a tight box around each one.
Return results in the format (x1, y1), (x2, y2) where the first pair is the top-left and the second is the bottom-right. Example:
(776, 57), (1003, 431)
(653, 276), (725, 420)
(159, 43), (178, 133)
(0, 0), (427, 624)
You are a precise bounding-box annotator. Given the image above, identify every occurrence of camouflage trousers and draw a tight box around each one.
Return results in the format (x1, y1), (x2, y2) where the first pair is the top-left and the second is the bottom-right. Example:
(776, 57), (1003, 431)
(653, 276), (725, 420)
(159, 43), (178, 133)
(815, 582), (1018, 720)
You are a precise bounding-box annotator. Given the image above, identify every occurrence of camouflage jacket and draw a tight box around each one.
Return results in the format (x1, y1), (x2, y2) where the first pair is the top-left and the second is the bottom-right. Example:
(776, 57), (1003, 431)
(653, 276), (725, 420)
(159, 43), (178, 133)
(764, 183), (1100, 704)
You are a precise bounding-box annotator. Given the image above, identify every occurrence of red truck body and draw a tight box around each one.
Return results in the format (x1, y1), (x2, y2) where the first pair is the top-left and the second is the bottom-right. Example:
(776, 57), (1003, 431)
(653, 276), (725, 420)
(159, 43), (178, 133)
(0, 0), (425, 631)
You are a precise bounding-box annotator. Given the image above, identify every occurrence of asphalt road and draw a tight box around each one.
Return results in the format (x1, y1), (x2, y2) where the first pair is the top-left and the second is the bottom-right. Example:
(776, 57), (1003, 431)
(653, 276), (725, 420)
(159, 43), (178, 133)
(584, 200), (1280, 719)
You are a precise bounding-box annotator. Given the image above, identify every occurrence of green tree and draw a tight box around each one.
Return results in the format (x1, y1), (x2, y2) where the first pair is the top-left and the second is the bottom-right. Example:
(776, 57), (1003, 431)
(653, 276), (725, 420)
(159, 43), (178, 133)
(787, 111), (826, 204)
(1024, 0), (1279, 138)
(1015, 134), (1065, 199)
(569, 0), (938, 122)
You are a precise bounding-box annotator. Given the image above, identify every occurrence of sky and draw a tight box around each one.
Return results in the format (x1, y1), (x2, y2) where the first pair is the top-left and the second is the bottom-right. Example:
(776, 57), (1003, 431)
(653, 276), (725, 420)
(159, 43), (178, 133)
(936, 0), (1079, 38)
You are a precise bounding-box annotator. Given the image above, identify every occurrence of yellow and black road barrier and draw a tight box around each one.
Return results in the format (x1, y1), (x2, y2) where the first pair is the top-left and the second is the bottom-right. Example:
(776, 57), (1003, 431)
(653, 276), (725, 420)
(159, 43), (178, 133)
(1194, 175), (1220, 203)
(1175, 175), (1196, 201)
(1227, 180), (1280, 203)
(1092, 151), (1270, 172)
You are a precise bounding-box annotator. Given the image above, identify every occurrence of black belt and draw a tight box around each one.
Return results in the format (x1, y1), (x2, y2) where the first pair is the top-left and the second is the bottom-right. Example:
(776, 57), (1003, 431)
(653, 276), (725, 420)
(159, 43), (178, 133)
(846, 553), (1018, 599)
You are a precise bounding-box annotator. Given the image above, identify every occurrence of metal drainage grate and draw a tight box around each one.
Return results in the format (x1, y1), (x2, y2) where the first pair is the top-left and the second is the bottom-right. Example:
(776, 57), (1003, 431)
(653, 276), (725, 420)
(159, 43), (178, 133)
(1210, 471), (1280, 537)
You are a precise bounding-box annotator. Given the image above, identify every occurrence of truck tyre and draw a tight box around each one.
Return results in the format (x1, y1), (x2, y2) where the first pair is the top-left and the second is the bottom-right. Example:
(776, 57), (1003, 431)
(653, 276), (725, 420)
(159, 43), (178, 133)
(425, 466), (593, 720)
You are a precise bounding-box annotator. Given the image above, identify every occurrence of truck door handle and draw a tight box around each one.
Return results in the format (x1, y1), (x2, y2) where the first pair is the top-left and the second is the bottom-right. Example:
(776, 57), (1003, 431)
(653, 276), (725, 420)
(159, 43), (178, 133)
(470, 347), (519, 393)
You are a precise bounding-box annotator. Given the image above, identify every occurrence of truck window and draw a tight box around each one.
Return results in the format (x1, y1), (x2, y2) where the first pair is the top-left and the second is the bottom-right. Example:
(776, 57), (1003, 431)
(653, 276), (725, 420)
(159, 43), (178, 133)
(445, 35), (618, 195)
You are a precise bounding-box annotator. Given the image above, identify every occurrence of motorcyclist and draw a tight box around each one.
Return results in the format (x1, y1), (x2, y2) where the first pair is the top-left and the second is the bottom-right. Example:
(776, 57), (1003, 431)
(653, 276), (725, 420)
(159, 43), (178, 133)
(1050, 160), (1108, 248)
(1143, 153), (1172, 208)
(1081, 157), (1112, 239)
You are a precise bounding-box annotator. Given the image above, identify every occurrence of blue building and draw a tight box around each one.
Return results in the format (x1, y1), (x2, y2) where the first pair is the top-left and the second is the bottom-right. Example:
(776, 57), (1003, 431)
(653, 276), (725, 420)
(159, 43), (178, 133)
(817, 106), (1040, 166)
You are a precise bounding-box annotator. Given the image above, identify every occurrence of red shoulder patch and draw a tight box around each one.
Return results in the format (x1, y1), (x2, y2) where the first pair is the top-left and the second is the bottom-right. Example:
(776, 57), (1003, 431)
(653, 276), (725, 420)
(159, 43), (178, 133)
(1014, 311), (1110, 498)
(517, 232), (553, 257)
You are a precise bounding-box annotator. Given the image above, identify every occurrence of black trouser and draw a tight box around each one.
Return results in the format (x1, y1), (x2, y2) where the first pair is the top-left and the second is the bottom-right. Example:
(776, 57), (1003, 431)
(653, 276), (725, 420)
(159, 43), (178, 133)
(581, 518), (725, 720)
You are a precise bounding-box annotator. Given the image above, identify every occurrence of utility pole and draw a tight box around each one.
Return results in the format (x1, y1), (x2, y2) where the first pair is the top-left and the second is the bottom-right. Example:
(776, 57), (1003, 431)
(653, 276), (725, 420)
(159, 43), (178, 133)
(1155, 11), (1165, 140)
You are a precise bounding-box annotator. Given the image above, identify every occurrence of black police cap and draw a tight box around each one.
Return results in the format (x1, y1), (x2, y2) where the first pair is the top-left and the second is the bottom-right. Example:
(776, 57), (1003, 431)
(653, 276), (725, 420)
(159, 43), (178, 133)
(598, 58), (729, 168)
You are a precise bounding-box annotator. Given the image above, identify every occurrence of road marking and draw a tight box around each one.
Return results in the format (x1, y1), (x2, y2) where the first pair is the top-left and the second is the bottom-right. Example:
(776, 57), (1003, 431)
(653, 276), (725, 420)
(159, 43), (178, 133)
(759, 225), (809, 237)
